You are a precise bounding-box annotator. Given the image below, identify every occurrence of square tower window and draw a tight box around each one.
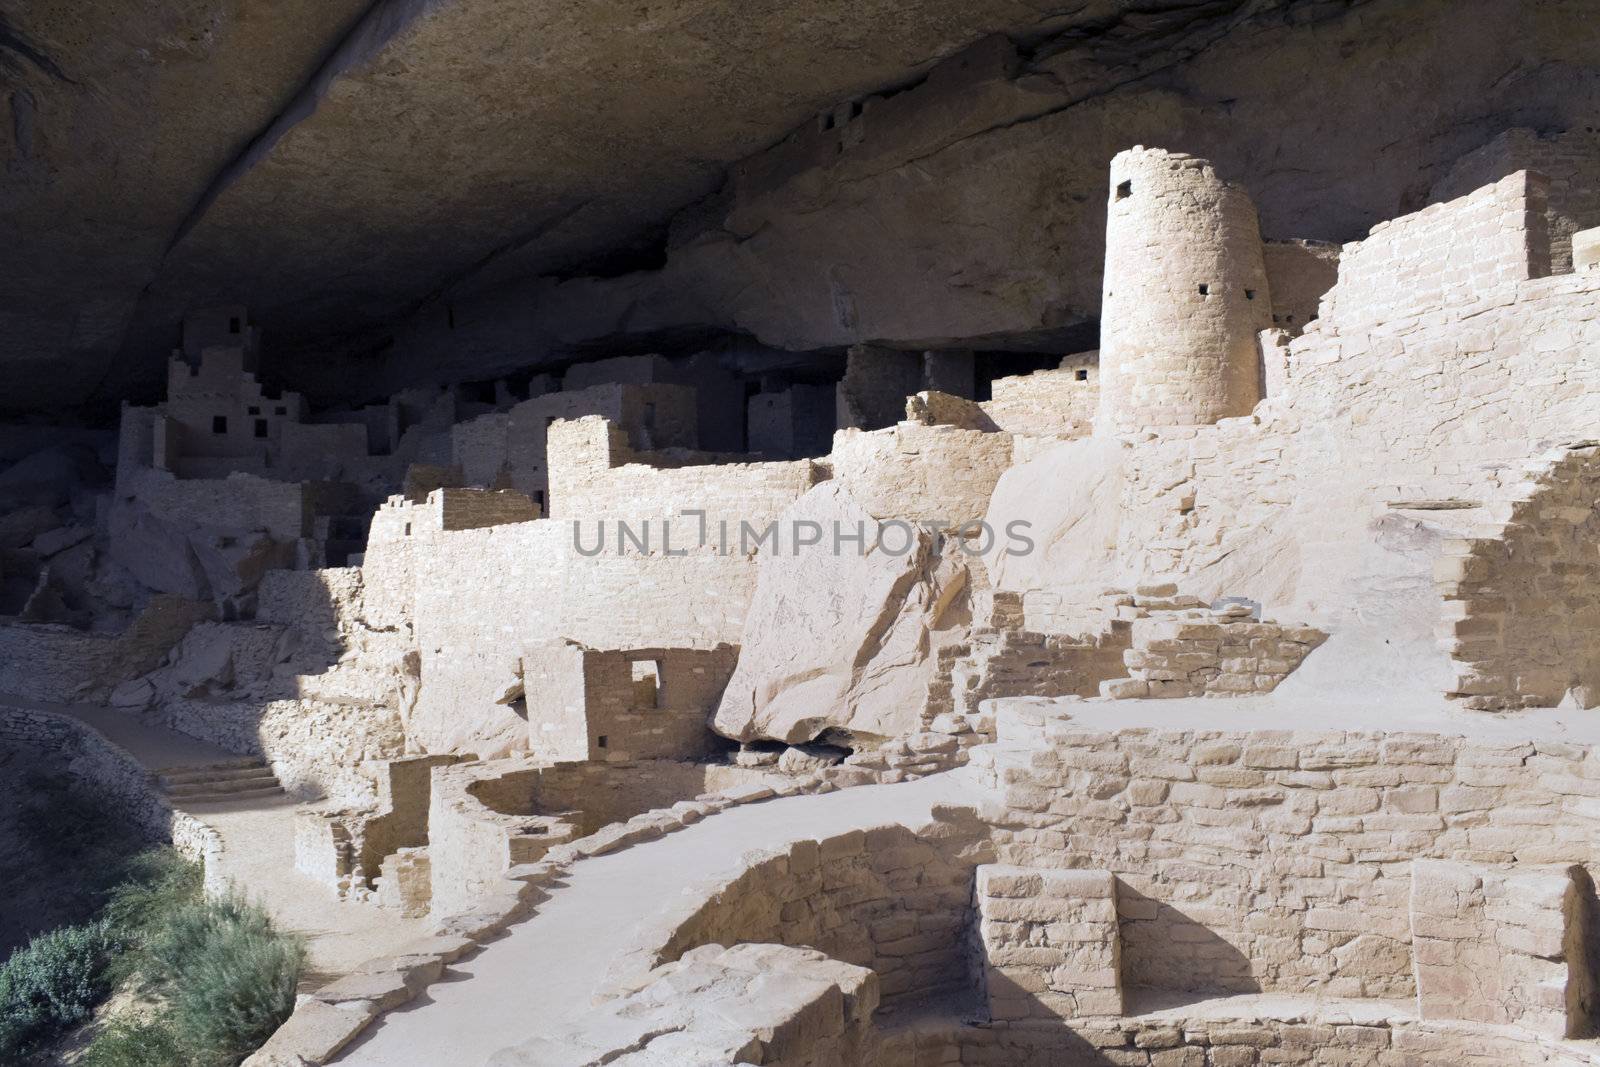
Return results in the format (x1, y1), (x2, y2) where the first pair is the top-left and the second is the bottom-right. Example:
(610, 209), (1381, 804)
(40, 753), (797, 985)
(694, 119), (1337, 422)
(254, 419), (269, 439)
(1116, 180), (1132, 199)
(631, 659), (662, 708)
(1075, 368), (1089, 382)
(212, 415), (227, 435)
(1245, 289), (1257, 300)
(1198, 284), (1210, 296)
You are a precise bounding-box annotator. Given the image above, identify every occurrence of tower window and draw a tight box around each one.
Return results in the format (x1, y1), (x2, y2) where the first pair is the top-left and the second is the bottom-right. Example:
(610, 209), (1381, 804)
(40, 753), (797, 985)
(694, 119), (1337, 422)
(212, 415), (227, 434)
(275, 406), (287, 415)
(254, 419), (269, 439)
(1075, 369), (1089, 382)
(247, 406), (260, 415)
(596, 735), (608, 749)
(229, 317), (241, 333)
(1116, 180), (1132, 199)
(1245, 289), (1257, 300)
(1198, 284), (1210, 296)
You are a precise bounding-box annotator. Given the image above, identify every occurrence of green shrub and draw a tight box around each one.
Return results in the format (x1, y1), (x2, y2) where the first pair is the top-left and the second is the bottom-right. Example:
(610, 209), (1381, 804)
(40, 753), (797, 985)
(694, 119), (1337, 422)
(140, 896), (304, 1065)
(106, 849), (204, 941)
(80, 1016), (189, 1067)
(0, 919), (122, 1057)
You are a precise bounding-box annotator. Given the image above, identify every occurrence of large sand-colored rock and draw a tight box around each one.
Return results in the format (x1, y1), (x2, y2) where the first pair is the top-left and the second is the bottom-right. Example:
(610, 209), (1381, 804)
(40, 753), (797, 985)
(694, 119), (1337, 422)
(713, 483), (966, 744)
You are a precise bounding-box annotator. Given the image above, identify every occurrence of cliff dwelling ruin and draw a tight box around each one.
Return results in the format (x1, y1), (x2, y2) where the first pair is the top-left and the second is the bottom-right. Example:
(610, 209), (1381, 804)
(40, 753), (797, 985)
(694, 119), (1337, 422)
(4, 1), (1600, 1065)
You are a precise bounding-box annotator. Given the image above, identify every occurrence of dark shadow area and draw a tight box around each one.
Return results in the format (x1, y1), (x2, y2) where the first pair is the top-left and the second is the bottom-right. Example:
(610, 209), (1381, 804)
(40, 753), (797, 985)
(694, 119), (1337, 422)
(0, 760), (152, 954)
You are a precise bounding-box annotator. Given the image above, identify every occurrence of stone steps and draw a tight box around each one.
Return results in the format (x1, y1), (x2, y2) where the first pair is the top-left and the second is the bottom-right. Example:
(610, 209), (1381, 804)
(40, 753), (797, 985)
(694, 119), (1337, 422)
(155, 758), (285, 805)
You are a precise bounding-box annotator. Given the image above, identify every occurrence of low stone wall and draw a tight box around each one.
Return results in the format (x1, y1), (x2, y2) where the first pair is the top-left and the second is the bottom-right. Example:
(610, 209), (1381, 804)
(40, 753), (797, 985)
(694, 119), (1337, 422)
(427, 757), (786, 915)
(492, 943), (880, 1066)
(979, 357), (1099, 439)
(0, 595), (212, 703)
(0, 703), (225, 889)
(1101, 601), (1326, 699)
(877, 1002), (1600, 1066)
(631, 814), (991, 1011)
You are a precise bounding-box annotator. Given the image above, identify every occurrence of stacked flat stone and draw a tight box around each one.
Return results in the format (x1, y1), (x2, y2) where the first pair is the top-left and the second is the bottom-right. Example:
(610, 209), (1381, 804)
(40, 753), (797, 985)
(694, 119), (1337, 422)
(1097, 146), (1272, 434)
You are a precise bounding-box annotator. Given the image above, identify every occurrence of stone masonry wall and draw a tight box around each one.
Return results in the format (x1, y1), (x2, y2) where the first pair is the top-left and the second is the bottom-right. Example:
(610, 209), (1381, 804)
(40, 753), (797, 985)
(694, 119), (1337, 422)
(656, 823), (982, 1010)
(1431, 127), (1600, 275)
(1101, 601), (1327, 699)
(1434, 444), (1600, 709)
(1002, 261), (1600, 699)
(0, 704), (174, 847)
(1321, 170), (1551, 332)
(1411, 859), (1588, 1038)
(980, 357), (1099, 440)
(547, 415), (823, 528)
(883, 1009), (1600, 1067)
(976, 865), (1124, 1021)
(1261, 239), (1340, 333)
(838, 345), (925, 432)
(978, 722), (1600, 999)
(829, 421), (1014, 525)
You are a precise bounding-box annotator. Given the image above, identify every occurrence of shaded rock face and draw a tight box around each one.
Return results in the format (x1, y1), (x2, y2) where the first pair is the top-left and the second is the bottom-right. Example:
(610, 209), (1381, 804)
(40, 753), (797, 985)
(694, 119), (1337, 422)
(4, 0), (1090, 411)
(9, 0), (1598, 411)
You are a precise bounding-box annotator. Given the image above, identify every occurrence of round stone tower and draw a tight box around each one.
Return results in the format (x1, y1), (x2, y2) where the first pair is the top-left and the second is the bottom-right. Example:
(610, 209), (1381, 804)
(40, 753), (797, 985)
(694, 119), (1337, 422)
(1095, 146), (1273, 434)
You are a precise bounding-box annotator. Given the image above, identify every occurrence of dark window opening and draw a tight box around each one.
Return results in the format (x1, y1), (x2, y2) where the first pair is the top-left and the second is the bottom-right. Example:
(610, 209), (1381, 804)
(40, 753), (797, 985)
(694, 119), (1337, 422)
(1286, 314), (1296, 323)
(1075, 368), (1089, 382)
(533, 489), (546, 509)
(275, 406), (287, 415)
(1245, 289), (1257, 300)
(229, 317), (241, 333)
(447, 305), (456, 330)
(247, 406), (260, 415)
(212, 415), (227, 434)
(254, 419), (268, 439)
(596, 734), (608, 749)
(1198, 284), (1210, 296)
(1116, 180), (1132, 200)
(403, 522), (412, 536)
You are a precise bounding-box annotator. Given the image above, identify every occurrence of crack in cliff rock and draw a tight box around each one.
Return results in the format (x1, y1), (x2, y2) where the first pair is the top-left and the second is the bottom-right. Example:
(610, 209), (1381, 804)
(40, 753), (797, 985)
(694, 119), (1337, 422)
(163, 0), (454, 257)
(0, 15), (75, 84)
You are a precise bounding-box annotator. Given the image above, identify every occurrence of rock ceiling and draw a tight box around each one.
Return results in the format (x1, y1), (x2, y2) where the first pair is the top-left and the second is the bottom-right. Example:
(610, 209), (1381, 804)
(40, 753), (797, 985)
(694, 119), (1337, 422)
(2, 0), (1597, 412)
